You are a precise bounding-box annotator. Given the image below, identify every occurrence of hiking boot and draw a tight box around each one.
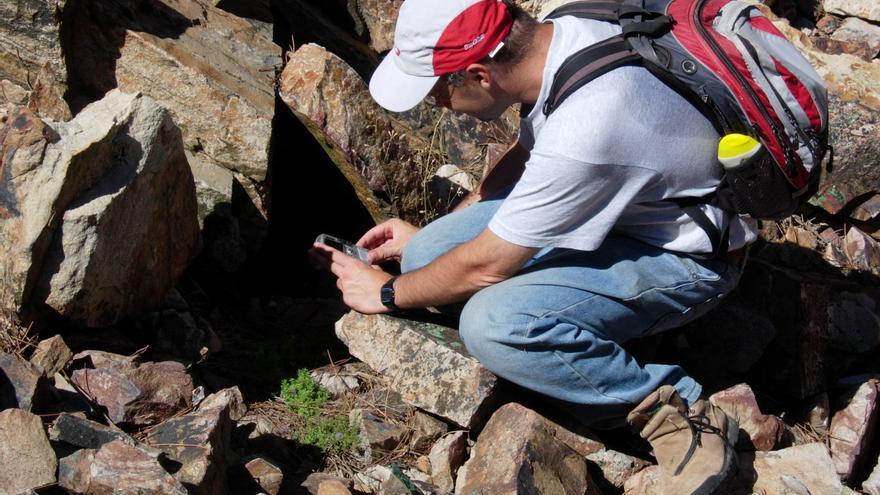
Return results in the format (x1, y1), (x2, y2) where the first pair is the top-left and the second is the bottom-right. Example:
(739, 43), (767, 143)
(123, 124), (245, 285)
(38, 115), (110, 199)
(626, 386), (737, 495)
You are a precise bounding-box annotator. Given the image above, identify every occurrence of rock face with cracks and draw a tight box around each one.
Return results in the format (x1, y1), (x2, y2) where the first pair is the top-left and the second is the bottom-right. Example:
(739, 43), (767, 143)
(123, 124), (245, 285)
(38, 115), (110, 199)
(335, 311), (499, 428)
(0, 90), (200, 326)
(455, 402), (599, 495)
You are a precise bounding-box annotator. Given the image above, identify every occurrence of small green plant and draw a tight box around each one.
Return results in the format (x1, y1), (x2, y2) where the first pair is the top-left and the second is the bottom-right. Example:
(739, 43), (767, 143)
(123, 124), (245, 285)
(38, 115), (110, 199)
(280, 369), (359, 454)
(280, 368), (330, 418)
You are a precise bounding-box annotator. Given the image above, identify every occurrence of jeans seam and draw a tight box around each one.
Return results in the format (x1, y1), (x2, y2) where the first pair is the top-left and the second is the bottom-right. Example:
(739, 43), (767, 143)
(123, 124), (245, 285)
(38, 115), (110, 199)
(551, 350), (635, 406)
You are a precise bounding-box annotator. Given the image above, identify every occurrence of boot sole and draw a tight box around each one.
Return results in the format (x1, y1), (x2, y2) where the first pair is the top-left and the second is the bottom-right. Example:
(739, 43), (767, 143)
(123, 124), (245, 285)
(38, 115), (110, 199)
(689, 416), (740, 495)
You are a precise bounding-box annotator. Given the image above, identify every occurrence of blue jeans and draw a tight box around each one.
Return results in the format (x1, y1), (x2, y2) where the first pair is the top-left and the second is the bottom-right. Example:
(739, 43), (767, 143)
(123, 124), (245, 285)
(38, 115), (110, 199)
(401, 195), (743, 427)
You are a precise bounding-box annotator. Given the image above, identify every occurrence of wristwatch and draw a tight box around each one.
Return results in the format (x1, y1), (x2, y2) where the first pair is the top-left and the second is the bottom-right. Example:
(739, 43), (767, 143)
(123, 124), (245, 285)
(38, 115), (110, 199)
(380, 276), (399, 311)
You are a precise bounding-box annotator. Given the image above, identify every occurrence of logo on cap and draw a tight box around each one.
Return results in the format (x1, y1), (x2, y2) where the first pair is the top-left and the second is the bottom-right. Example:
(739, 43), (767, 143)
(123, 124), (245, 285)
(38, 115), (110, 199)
(463, 33), (485, 51)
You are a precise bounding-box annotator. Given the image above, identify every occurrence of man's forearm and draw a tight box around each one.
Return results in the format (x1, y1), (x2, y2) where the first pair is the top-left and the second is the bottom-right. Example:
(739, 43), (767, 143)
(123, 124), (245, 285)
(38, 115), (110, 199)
(391, 229), (537, 309)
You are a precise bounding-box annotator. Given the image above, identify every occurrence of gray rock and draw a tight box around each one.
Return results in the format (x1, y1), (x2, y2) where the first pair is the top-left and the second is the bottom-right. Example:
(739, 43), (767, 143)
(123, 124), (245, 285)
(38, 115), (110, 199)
(145, 407), (232, 495)
(428, 431), (468, 494)
(0, 409), (57, 493)
(0, 351), (48, 411)
(335, 312), (499, 428)
(48, 413), (134, 450)
(735, 443), (845, 494)
(354, 465), (392, 494)
(39, 90), (201, 326)
(709, 383), (786, 451)
(64, 0), (279, 188)
(71, 360), (193, 426)
(829, 379), (880, 482)
(199, 386), (247, 421)
(59, 440), (187, 494)
(311, 368), (360, 397)
(29, 335), (72, 376)
(0, 90), (201, 326)
(455, 403), (600, 495)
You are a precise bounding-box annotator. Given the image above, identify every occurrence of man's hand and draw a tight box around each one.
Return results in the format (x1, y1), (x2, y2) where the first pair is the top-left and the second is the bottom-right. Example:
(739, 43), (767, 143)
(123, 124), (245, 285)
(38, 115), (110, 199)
(310, 242), (393, 314)
(357, 219), (420, 264)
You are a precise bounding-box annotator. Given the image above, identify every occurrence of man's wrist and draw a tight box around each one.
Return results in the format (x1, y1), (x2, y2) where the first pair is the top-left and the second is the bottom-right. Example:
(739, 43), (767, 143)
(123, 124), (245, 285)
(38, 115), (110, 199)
(380, 276), (399, 311)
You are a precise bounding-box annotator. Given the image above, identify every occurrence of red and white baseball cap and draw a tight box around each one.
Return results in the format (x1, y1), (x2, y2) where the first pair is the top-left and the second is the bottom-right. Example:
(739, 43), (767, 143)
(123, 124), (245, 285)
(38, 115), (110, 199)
(369, 0), (513, 112)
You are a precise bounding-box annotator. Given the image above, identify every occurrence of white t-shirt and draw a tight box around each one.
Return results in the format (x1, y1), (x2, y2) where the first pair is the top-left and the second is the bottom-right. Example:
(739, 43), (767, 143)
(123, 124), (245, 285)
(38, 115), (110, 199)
(488, 16), (758, 254)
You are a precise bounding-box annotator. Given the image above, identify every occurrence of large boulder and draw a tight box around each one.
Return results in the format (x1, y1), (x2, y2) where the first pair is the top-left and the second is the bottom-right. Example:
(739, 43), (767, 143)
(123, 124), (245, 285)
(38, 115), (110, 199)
(0, 90), (200, 326)
(63, 0), (279, 196)
(335, 311), (499, 428)
(279, 43), (405, 222)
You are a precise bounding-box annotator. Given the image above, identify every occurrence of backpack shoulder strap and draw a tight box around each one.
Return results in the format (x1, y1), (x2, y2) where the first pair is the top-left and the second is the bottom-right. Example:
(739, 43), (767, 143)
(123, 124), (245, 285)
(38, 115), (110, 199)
(543, 34), (640, 115)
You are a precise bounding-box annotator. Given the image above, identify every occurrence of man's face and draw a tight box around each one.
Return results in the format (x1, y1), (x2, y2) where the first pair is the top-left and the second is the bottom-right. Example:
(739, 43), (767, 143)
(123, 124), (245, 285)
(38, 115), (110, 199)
(428, 69), (510, 122)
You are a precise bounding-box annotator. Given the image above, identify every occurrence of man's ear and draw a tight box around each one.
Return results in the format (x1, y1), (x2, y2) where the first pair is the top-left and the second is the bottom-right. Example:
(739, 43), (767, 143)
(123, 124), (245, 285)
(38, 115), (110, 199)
(466, 63), (493, 90)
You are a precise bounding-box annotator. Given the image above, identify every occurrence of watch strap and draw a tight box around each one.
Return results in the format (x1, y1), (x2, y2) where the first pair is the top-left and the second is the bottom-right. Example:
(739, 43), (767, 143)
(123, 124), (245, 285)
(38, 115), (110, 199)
(380, 276), (399, 310)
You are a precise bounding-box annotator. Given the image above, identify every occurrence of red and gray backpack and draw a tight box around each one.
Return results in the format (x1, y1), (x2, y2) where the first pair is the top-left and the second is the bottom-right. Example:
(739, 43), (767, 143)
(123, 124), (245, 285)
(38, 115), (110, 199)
(542, 0), (829, 258)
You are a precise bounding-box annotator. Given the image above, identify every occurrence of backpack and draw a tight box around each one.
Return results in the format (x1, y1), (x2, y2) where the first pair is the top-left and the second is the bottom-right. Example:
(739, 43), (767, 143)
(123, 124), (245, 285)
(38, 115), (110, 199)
(542, 0), (829, 258)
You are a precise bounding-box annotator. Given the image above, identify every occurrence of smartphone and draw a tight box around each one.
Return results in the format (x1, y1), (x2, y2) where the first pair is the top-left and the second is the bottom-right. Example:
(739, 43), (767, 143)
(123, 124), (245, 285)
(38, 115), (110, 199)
(315, 234), (370, 263)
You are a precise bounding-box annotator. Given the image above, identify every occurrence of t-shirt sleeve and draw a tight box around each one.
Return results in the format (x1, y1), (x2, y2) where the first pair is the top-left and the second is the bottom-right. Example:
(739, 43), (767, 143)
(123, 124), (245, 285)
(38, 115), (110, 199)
(488, 149), (662, 251)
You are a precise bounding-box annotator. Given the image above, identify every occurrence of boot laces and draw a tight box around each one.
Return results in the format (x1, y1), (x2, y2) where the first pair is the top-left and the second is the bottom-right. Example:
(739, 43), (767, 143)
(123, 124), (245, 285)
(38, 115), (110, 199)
(673, 411), (725, 476)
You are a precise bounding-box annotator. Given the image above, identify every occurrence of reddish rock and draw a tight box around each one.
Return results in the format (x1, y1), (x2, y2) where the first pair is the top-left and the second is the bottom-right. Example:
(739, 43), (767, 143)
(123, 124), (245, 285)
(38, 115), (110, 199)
(301, 473), (354, 495)
(0, 409), (57, 493)
(145, 407), (232, 494)
(710, 383), (786, 451)
(0, 351), (49, 411)
(59, 440), (187, 494)
(829, 379), (880, 482)
(70, 349), (138, 370)
(456, 403), (600, 495)
(71, 360), (193, 426)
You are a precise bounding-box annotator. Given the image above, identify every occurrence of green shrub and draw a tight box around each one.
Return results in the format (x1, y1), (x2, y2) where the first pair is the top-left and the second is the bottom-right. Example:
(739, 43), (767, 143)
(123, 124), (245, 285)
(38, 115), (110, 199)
(280, 368), (330, 418)
(279, 369), (359, 454)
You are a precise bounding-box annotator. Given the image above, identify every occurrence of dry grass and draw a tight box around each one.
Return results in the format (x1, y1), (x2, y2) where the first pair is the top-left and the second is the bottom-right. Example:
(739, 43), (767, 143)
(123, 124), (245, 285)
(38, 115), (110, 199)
(0, 308), (36, 359)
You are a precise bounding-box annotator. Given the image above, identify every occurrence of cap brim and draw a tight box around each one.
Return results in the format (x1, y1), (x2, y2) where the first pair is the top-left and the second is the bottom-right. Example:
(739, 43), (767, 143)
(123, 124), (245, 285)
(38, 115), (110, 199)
(369, 55), (439, 113)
